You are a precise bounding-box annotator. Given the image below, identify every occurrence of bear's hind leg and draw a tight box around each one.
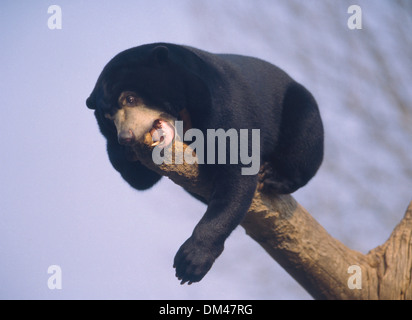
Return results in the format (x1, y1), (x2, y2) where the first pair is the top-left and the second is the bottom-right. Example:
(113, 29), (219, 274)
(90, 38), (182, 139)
(258, 82), (323, 195)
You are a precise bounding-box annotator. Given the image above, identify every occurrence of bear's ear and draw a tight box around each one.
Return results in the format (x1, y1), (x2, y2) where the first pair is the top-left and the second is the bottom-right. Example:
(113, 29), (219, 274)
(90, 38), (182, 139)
(86, 96), (95, 109)
(150, 45), (169, 66)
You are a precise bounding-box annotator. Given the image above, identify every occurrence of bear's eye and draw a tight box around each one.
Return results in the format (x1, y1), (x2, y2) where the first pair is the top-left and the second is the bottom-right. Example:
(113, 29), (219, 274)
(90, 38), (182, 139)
(126, 95), (136, 105)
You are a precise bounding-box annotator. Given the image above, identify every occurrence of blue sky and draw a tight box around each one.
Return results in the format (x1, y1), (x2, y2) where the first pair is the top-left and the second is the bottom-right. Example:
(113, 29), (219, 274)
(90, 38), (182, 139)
(1, 1), (411, 300)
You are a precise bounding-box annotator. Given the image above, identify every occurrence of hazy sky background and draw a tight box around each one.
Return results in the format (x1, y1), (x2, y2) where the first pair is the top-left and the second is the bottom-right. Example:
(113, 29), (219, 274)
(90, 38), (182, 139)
(1, 0), (411, 299)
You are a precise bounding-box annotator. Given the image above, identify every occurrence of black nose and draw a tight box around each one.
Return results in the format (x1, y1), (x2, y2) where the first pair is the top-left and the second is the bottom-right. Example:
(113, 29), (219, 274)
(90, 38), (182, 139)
(118, 129), (135, 145)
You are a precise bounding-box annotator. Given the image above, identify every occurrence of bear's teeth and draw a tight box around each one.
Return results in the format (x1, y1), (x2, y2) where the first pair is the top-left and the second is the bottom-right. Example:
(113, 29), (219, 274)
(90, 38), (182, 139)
(149, 119), (173, 148)
(150, 135), (165, 147)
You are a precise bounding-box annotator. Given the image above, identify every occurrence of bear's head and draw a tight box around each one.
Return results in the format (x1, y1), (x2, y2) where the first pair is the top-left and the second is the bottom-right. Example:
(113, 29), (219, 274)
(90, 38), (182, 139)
(86, 45), (193, 148)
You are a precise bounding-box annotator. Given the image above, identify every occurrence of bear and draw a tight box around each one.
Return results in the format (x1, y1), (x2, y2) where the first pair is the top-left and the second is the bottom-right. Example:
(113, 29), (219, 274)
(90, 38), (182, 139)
(86, 43), (324, 284)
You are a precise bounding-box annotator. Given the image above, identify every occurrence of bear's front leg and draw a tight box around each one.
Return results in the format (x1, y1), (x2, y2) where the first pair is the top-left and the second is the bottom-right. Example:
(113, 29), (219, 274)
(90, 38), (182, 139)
(173, 169), (258, 284)
(107, 140), (162, 190)
(173, 235), (224, 284)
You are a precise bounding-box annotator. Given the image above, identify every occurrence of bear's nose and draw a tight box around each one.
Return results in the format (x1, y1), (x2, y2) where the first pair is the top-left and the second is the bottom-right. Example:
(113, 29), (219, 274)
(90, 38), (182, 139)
(118, 129), (135, 145)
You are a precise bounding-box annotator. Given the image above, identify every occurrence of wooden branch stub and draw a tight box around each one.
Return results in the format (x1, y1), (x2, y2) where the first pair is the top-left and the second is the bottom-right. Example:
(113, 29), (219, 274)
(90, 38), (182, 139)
(367, 201), (412, 299)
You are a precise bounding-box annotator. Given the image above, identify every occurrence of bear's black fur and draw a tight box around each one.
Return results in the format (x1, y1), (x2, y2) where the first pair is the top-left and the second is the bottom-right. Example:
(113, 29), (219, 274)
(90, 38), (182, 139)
(86, 43), (324, 284)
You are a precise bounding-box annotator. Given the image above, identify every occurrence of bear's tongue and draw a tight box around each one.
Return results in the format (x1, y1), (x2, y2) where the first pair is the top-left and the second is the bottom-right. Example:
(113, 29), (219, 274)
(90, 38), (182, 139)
(149, 119), (174, 147)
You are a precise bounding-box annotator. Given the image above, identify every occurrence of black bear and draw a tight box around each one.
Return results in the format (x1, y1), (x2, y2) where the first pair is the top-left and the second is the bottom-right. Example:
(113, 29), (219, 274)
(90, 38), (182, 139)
(86, 43), (323, 284)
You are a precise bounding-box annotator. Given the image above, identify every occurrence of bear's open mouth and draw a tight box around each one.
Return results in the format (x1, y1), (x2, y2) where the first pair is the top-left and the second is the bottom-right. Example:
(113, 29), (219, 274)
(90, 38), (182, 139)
(149, 119), (175, 147)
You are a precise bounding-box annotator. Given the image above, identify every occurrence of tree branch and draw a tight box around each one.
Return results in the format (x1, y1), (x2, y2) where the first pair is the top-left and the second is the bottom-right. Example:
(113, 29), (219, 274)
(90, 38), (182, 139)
(130, 135), (412, 300)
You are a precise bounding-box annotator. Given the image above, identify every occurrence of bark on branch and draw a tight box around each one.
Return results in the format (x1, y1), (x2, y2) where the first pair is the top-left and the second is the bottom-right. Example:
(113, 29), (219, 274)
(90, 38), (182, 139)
(131, 135), (412, 300)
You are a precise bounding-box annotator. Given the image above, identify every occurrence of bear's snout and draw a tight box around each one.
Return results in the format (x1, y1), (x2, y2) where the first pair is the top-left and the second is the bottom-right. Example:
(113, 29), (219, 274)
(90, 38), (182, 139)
(118, 129), (135, 145)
